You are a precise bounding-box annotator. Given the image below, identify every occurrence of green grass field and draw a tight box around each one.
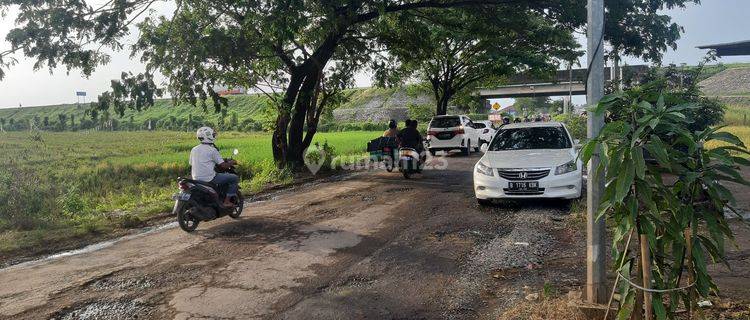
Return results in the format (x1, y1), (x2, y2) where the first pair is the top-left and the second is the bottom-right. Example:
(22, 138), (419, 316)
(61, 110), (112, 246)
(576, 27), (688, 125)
(0, 130), (379, 255)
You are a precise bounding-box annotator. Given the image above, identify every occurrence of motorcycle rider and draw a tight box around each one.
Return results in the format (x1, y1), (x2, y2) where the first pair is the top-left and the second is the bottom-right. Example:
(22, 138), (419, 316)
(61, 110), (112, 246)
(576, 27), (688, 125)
(190, 127), (238, 208)
(398, 119), (425, 159)
(382, 119), (399, 138)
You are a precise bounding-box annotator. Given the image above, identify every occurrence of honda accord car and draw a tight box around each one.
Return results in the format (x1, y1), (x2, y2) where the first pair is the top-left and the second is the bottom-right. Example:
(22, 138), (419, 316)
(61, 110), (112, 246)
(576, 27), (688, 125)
(473, 122), (582, 205)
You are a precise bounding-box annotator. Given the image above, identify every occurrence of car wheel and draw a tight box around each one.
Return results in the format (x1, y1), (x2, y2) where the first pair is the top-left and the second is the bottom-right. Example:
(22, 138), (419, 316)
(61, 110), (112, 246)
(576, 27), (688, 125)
(462, 140), (471, 156)
(428, 148), (436, 156)
(477, 198), (492, 206)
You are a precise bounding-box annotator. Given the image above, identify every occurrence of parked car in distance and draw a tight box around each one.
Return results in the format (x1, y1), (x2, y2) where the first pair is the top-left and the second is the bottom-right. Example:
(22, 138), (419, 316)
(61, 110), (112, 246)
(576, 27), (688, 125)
(426, 115), (480, 156)
(473, 120), (496, 147)
(473, 122), (582, 205)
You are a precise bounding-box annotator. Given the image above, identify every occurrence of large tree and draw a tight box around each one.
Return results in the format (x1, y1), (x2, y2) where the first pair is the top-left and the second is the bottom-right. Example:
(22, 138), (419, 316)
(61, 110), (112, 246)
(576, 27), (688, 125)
(378, 1), (697, 115)
(0, 0), (699, 166)
(379, 7), (579, 115)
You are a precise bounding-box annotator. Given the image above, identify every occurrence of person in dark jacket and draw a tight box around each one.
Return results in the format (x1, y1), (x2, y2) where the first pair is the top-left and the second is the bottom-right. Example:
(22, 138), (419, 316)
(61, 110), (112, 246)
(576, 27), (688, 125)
(398, 119), (425, 162)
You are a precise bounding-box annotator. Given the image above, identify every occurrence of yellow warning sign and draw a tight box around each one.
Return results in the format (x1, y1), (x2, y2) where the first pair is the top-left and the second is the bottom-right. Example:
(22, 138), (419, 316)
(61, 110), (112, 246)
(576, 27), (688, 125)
(491, 102), (501, 111)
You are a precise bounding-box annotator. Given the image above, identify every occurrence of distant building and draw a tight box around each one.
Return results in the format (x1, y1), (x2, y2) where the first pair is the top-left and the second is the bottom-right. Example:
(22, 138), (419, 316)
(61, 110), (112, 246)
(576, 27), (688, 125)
(213, 86), (247, 96)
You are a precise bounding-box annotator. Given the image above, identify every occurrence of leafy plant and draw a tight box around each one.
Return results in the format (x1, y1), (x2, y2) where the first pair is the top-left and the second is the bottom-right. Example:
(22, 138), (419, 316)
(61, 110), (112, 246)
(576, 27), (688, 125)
(582, 86), (750, 319)
(553, 114), (586, 141)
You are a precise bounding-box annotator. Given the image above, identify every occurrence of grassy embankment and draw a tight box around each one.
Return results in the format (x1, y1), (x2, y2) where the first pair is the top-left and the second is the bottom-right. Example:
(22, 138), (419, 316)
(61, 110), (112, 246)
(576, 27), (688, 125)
(0, 130), (379, 257)
(0, 85), (434, 132)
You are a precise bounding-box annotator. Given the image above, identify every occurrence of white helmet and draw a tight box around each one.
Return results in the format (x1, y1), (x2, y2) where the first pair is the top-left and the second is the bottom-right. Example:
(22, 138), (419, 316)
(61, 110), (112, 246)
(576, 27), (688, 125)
(196, 126), (216, 143)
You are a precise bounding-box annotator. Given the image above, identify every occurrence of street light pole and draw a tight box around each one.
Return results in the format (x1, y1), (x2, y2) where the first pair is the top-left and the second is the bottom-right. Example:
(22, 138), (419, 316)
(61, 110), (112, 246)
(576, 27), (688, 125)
(586, 0), (607, 304)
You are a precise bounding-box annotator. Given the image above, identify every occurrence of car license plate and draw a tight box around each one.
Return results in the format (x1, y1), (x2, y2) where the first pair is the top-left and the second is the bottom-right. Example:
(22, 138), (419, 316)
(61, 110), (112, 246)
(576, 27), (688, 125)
(437, 132), (453, 139)
(508, 181), (539, 191)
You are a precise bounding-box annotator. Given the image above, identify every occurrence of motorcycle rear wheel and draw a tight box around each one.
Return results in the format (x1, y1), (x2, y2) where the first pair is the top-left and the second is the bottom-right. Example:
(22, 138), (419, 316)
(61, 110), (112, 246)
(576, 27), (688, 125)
(384, 156), (394, 172)
(228, 192), (244, 219)
(178, 206), (199, 232)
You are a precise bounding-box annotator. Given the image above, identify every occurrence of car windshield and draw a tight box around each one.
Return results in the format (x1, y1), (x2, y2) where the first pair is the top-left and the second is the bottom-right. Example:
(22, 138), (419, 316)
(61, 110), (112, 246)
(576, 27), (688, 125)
(489, 126), (571, 151)
(430, 117), (461, 128)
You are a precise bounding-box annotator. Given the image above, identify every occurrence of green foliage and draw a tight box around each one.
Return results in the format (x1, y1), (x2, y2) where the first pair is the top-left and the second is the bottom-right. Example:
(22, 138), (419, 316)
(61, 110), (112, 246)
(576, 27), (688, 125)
(553, 114), (586, 141)
(244, 160), (293, 192)
(407, 103), (435, 122)
(304, 141), (338, 172)
(514, 97), (555, 115)
(633, 58), (725, 132)
(0, 94), (274, 132)
(58, 185), (88, 218)
(380, 7), (579, 115)
(582, 83), (750, 318)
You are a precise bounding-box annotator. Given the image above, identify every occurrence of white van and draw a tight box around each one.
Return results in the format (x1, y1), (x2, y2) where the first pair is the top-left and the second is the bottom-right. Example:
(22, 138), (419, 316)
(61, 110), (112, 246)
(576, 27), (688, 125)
(426, 115), (480, 156)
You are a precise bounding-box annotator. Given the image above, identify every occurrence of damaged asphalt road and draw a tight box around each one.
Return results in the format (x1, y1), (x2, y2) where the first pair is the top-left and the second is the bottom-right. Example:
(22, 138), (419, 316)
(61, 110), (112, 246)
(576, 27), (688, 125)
(0, 154), (585, 320)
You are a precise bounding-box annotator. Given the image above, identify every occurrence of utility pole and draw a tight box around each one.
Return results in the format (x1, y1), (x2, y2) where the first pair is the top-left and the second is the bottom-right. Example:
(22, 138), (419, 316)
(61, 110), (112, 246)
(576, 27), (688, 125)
(586, 0), (607, 304)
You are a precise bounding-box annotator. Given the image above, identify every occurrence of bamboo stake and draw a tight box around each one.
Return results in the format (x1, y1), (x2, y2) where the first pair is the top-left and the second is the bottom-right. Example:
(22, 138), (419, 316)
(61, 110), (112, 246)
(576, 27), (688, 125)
(640, 234), (653, 320)
(632, 253), (644, 320)
(684, 228), (695, 319)
(604, 230), (635, 320)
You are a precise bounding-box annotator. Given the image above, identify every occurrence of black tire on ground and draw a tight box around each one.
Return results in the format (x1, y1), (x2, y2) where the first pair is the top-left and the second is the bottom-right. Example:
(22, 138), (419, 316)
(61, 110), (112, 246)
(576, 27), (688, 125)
(403, 171), (411, 179)
(228, 192), (244, 219)
(477, 198), (493, 206)
(384, 156), (394, 172)
(178, 207), (199, 232)
(462, 140), (471, 156)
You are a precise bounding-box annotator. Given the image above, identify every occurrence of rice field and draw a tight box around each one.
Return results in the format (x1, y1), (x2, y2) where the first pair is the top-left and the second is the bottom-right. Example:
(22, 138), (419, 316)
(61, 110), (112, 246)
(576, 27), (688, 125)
(0, 130), (379, 254)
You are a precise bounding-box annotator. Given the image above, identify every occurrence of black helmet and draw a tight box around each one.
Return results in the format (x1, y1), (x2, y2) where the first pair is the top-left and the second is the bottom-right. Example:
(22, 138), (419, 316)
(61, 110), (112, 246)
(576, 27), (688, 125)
(388, 119), (397, 129)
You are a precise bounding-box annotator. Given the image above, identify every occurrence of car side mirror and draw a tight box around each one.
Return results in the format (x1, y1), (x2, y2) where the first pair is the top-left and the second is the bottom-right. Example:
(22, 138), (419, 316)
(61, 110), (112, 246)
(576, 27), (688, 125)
(480, 143), (489, 153)
(573, 139), (581, 150)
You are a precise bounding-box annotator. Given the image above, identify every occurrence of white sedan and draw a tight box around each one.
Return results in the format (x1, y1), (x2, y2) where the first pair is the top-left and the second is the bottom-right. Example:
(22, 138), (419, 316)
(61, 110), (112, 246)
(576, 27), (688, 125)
(473, 122), (582, 205)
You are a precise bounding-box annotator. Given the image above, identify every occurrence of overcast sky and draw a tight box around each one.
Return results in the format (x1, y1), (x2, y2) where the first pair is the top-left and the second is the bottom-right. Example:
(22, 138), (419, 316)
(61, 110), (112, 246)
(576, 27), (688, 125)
(1, 0), (750, 109)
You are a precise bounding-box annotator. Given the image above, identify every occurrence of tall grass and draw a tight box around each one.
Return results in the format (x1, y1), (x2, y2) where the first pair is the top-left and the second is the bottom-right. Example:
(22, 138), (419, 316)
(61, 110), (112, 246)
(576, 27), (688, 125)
(0, 130), (380, 254)
(724, 104), (750, 126)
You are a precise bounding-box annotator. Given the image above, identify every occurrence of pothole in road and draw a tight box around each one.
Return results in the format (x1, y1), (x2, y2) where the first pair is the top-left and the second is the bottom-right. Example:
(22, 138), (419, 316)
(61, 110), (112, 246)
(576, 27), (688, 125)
(51, 300), (153, 320)
(384, 187), (413, 193)
(90, 276), (155, 291)
(332, 275), (376, 290)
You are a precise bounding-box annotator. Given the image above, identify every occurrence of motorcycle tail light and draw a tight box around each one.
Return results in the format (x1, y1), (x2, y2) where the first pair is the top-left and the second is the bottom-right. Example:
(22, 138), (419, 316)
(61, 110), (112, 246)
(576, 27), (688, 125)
(179, 181), (190, 190)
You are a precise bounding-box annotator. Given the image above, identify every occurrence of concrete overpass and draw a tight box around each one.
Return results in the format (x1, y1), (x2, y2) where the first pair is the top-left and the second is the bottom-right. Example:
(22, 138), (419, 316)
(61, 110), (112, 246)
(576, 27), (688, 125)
(477, 65), (648, 99)
(478, 82), (585, 99)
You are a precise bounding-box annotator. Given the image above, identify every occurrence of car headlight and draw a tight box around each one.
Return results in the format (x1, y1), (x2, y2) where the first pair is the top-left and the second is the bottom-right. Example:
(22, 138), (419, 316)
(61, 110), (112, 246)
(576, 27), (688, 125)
(476, 161), (494, 176)
(555, 160), (577, 175)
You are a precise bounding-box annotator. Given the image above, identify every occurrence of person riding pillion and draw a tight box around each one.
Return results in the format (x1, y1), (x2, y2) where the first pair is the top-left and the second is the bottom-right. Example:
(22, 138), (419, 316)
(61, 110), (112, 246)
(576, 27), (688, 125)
(382, 119), (399, 138)
(190, 127), (239, 207)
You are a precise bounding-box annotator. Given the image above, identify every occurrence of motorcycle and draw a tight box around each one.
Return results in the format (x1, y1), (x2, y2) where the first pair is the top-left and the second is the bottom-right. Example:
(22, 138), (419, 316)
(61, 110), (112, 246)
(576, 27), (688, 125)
(172, 149), (244, 232)
(367, 137), (398, 172)
(398, 147), (422, 179)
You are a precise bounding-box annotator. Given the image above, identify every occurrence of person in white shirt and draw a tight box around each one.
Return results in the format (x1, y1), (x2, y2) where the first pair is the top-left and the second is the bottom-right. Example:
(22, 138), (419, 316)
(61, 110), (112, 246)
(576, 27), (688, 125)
(190, 127), (238, 207)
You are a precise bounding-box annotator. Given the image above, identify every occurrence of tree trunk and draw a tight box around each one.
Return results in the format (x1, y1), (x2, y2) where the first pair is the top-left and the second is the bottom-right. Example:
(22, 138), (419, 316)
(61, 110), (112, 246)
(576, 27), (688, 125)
(271, 31), (342, 168)
(436, 94), (451, 116)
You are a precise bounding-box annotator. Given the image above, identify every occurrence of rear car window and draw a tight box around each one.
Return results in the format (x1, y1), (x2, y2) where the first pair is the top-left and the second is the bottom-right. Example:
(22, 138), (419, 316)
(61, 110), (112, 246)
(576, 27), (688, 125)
(489, 126), (571, 151)
(473, 123), (486, 129)
(430, 117), (461, 128)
